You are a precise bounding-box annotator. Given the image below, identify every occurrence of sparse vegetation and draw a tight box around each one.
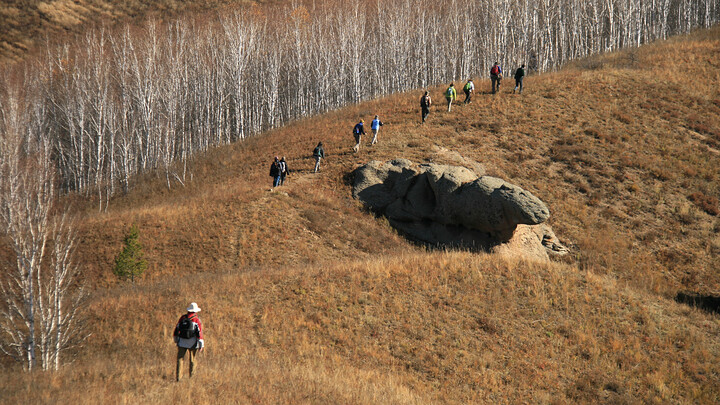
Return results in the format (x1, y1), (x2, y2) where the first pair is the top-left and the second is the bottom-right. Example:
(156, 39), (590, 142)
(689, 192), (720, 216)
(0, 3), (719, 404)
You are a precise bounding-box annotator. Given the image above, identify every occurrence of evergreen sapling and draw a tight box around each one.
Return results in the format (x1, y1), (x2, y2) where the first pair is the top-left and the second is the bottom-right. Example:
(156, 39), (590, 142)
(113, 224), (147, 282)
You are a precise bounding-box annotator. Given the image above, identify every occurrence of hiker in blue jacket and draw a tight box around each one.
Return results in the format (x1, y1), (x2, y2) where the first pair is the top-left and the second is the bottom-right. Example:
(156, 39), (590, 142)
(370, 115), (383, 145)
(352, 120), (366, 153)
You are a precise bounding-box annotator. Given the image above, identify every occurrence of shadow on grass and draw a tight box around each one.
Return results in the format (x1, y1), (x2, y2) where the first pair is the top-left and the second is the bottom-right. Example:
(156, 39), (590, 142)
(342, 169), (356, 187)
(675, 292), (720, 315)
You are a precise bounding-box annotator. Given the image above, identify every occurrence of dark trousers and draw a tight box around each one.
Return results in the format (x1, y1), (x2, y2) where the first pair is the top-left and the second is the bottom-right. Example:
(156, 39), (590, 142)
(176, 347), (197, 381)
(421, 106), (429, 123)
(464, 89), (472, 103)
(491, 75), (501, 93)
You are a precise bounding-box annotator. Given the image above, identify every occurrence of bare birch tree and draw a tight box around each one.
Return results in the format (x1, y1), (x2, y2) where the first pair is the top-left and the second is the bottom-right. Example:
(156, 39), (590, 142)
(0, 85), (85, 371)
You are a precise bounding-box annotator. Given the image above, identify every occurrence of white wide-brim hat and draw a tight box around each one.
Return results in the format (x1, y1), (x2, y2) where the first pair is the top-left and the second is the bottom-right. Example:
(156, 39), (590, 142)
(186, 302), (201, 312)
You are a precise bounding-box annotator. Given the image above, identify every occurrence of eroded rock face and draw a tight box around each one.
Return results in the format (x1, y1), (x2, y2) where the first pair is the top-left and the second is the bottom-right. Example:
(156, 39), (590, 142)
(493, 224), (569, 261)
(353, 160), (556, 253)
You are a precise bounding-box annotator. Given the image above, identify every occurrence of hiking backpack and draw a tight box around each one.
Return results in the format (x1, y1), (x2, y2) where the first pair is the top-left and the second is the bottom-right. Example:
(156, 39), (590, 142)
(446, 87), (454, 97)
(178, 316), (197, 339)
(464, 82), (471, 91)
(491, 65), (500, 75)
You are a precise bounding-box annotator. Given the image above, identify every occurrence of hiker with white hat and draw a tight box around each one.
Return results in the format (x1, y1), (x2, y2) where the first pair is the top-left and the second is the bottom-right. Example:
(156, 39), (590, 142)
(173, 302), (205, 381)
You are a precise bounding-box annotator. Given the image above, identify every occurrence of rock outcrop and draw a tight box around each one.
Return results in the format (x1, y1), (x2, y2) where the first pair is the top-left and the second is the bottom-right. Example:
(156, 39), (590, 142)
(353, 159), (566, 259)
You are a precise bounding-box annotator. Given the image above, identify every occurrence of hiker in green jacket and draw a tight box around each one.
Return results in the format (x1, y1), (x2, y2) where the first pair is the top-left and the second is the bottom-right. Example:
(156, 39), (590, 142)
(513, 65), (526, 94)
(463, 80), (474, 104)
(445, 83), (457, 112)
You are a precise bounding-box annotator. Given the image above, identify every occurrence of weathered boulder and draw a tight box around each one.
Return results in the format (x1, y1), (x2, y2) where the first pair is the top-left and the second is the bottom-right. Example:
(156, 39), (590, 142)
(352, 159), (415, 211)
(493, 224), (568, 261)
(353, 160), (560, 255)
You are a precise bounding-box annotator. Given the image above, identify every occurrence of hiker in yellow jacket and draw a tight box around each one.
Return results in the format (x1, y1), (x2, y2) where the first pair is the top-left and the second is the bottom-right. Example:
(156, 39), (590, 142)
(445, 83), (457, 112)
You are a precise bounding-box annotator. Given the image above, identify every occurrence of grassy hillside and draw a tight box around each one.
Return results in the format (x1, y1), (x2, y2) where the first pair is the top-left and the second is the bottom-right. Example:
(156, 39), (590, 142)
(2, 25), (720, 404)
(0, 0), (262, 63)
(8, 254), (720, 403)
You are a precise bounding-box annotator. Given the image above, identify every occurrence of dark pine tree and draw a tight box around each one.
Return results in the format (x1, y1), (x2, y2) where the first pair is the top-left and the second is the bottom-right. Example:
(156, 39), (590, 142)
(113, 224), (148, 282)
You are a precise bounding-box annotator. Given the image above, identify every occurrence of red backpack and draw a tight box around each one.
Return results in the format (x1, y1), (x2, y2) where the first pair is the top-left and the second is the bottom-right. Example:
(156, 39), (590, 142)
(491, 65), (500, 75)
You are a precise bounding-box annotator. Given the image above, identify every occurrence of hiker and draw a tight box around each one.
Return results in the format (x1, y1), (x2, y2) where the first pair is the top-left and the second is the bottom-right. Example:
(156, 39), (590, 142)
(313, 142), (324, 173)
(269, 156), (282, 188)
(173, 302), (204, 382)
(370, 115), (384, 145)
(352, 120), (365, 153)
(513, 64), (526, 94)
(279, 157), (289, 185)
(490, 62), (503, 94)
(420, 91), (432, 124)
(445, 83), (457, 112)
(463, 79), (474, 104)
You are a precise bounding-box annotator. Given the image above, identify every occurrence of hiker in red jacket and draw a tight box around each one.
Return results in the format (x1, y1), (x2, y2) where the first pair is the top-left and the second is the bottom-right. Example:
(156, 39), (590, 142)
(173, 302), (205, 381)
(490, 62), (503, 94)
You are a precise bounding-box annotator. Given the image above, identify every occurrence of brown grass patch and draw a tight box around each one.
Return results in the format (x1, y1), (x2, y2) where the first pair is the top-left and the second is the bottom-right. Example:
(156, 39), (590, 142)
(688, 192), (720, 216)
(5, 253), (720, 403)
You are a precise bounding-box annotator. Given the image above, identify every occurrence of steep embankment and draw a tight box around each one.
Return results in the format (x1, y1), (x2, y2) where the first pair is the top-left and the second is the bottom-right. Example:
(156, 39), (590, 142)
(3, 27), (720, 404)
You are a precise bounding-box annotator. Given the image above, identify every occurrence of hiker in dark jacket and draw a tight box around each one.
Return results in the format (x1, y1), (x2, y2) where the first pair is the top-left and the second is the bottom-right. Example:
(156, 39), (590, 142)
(352, 120), (366, 153)
(173, 302), (204, 382)
(420, 91), (432, 123)
(279, 157), (289, 185)
(313, 142), (325, 173)
(269, 156), (282, 188)
(513, 65), (526, 94)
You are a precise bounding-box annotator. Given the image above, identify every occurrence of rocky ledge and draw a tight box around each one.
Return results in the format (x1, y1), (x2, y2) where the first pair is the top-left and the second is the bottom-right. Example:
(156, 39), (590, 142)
(352, 159), (568, 260)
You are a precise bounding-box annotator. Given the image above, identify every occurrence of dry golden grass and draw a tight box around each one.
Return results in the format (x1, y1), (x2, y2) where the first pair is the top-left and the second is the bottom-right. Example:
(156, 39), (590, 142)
(0, 0), (260, 64)
(1, 22), (720, 405)
(4, 253), (720, 403)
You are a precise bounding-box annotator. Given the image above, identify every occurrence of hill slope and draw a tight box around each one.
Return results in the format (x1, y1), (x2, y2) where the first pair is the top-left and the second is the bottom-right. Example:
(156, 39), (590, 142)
(0, 0), (264, 63)
(2, 27), (720, 404)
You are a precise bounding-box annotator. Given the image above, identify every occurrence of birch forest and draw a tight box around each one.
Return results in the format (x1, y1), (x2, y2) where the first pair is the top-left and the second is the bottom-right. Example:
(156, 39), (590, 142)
(1, 0), (718, 207)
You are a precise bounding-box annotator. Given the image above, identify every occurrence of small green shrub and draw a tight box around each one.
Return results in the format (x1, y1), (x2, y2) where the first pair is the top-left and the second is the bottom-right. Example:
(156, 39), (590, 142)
(113, 224), (147, 282)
